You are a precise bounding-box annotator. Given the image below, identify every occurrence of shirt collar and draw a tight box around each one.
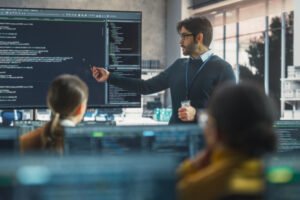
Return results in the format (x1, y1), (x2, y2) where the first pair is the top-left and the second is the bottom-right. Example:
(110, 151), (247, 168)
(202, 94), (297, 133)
(60, 119), (76, 127)
(190, 50), (213, 62)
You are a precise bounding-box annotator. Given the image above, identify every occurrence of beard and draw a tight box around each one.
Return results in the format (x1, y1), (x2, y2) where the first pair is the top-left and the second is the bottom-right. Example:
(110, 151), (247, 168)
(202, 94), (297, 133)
(181, 43), (197, 56)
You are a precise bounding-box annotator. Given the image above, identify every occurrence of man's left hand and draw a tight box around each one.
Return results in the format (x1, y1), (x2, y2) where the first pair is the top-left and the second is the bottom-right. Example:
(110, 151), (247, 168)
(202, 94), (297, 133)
(178, 106), (196, 121)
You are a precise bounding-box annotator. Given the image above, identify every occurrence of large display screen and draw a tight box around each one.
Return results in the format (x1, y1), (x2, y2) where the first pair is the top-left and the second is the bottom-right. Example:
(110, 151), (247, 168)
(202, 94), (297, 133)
(0, 7), (141, 108)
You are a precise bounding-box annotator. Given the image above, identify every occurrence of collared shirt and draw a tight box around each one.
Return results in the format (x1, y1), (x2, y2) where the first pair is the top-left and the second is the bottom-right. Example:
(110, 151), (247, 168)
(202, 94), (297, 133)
(190, 50), (213, 62)
(60, 119), (76, 127)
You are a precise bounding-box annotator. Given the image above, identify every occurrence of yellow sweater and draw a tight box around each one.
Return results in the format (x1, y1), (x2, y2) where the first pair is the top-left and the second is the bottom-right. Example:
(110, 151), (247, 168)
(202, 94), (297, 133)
(177, 148), (264, 200)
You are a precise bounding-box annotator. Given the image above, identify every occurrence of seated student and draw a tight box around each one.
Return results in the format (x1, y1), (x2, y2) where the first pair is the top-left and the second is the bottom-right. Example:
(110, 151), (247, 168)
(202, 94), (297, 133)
(177, 82), (276, 200)
(20, 74), (88, 154)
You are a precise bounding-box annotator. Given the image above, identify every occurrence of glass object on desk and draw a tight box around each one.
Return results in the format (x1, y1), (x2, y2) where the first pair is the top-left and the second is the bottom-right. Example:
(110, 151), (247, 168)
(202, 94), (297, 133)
(153, 108), (172, 122)
(153, 108), (160, 121)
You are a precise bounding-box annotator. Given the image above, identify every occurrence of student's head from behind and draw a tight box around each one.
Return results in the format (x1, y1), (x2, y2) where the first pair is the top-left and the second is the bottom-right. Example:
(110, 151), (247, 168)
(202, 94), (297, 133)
(203, 82), (276, 157)
(44, 74), (89, 153)
(47, 74), (88, 123)
(177, 17), (212, 56)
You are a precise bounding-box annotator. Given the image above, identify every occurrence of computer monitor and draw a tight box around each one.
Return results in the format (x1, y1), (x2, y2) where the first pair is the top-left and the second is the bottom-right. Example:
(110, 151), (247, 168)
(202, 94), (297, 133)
(64, 125), (204, 159)
(265, 153), (300, 200)
(0, 154), (177, 200)
(263, 121), (300, 199)
(0, 7), (141, 108)
(0, 127), (19, 153)
(274, 120), (300, 153)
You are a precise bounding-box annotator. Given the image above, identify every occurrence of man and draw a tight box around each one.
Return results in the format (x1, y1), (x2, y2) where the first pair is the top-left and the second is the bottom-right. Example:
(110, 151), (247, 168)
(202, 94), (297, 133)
(91, 17), (235, 124)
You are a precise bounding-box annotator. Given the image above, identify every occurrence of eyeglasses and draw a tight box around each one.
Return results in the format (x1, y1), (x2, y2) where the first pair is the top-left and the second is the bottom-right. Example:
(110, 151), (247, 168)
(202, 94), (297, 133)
(179, 33), (194, 40)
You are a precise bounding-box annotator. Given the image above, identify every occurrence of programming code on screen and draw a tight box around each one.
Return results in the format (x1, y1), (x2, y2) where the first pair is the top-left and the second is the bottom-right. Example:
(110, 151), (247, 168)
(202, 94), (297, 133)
(0, 8), (141, 108)
(274, 120), (300, 153)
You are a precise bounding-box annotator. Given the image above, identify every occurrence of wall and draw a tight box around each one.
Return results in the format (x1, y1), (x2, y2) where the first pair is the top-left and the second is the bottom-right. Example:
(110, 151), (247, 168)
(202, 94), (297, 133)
(166, 0), (181, 67)
(0, 0), (166, 66)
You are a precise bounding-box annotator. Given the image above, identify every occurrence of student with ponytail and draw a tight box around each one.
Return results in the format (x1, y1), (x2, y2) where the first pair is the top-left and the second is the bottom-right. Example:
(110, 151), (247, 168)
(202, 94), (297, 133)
(20, 74), (88, 154)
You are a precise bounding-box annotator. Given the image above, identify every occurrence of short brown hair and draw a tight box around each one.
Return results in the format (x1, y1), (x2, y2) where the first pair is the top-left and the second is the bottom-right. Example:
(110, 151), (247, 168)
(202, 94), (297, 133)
(177, 17), (213, 47)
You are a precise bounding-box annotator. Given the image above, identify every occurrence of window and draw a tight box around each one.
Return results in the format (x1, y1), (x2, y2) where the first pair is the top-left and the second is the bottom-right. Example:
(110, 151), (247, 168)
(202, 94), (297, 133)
(193, 0), (294, 119)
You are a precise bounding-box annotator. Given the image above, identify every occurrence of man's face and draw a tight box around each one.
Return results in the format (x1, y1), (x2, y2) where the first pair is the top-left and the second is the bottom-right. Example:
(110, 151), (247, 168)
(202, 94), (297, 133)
(179, 27), (197, 56)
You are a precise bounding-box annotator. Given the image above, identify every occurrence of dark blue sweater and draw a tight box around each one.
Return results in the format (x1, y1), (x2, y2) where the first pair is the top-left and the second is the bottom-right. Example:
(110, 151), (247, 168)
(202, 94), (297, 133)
(108, 55), (236, 124)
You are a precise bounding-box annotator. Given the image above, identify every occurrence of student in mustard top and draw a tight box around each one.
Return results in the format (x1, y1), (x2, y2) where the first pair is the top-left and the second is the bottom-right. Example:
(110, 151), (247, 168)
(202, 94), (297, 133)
(20, 74), (88, 154)
(177, 82), (277, 200)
